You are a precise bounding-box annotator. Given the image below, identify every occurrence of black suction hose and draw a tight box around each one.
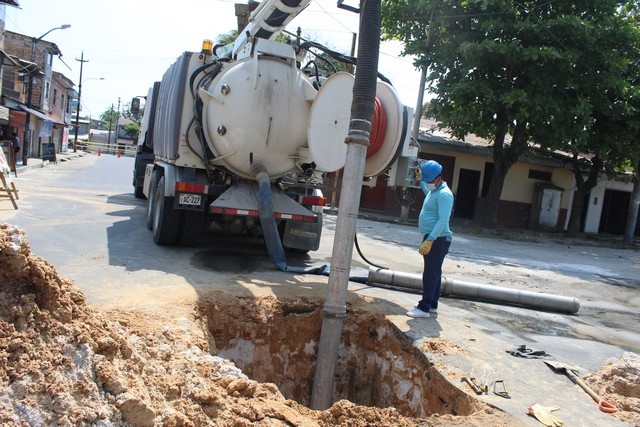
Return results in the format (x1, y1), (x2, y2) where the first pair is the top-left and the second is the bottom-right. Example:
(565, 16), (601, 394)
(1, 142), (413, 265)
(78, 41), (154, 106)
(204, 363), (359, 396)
(354, 233), (388, 270)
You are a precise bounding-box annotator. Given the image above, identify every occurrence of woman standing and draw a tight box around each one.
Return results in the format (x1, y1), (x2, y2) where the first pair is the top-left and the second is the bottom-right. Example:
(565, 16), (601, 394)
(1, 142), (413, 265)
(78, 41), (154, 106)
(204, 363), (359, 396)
(407, 160), (454, 318)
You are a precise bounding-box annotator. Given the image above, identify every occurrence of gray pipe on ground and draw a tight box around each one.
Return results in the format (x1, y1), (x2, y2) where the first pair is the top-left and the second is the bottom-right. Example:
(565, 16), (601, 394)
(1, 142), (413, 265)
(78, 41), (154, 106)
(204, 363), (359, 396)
(368, 267), (580, 314)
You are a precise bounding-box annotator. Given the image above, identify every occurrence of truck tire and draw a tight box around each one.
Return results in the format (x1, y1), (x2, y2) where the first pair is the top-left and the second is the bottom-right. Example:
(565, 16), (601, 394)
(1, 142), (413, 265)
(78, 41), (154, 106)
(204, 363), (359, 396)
(152, 176), (181, 245)
(146, 170), (161, 230)
(178, 210), (205, 246)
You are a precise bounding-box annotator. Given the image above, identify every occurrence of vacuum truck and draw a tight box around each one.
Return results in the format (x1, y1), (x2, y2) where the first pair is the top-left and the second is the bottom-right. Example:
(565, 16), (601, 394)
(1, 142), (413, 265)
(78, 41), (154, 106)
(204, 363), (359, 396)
(133, 0), (419, 251)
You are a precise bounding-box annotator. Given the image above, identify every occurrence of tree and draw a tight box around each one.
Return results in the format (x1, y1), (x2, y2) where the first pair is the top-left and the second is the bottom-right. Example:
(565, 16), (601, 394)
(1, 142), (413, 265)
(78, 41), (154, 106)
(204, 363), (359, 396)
(621, 4), (640, 244)
(122, 122), (140, 139)
(541, 4), (640, 239)
(99, 107), (119, 132)
(529, 5), (640, 238)
(382, 0), (630, 228)
(119, 101), (138, 122)
(215, 29), (294, 52)
(216, 30), (237, 46)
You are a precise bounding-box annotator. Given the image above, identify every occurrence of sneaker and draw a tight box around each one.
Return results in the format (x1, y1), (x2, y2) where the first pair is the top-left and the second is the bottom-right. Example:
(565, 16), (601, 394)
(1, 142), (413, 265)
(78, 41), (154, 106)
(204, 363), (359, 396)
(407, 308), (430, 318)
(414, 304), (438, 314)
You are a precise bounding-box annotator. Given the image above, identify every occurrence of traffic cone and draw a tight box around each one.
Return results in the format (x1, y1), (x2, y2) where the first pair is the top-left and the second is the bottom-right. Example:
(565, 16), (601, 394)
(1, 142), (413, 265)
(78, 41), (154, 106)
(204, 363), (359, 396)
(117, 150), (121, 158)
(97, 148), (101, 156)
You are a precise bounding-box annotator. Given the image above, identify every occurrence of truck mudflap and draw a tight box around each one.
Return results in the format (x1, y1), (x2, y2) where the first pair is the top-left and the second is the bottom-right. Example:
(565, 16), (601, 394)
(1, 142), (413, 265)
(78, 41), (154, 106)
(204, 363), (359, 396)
(209, 180), (317, 222)
(282, 214), (322, 251)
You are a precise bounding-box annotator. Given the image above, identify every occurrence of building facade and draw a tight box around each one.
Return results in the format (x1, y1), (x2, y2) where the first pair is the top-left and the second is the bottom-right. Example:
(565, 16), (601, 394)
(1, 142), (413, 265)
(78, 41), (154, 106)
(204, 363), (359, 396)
(358, 118), (639, 237)
(1, 26), (76, 161)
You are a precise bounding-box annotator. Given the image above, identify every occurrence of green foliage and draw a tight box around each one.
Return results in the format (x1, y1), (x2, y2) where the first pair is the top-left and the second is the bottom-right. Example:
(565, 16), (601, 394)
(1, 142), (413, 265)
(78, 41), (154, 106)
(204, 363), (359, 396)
(122, 123), (140, 139)
(215, 29), (294, 56)
(98, 108), (119, 131)
(216, 30), (237, 46)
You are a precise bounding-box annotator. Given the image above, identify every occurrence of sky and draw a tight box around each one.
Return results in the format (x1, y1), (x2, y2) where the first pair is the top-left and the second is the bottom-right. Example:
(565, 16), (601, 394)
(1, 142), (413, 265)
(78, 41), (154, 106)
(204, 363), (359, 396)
(4, 0), (422, 119)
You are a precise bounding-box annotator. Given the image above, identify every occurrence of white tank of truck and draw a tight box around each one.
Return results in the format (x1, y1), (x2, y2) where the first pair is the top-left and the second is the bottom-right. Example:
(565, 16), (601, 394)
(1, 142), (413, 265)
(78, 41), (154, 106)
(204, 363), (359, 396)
(134, 0), (414, 251)
(154, 39), (318, 181)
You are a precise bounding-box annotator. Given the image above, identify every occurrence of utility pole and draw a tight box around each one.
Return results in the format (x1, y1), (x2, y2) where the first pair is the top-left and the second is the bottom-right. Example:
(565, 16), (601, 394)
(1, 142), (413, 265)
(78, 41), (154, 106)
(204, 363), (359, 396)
(107, 103), (114, 151)
(403, 9), (436, 222)
(410, 10), (435, 142)
(115, 97), (121, 155)
(73, 52), (89, 153)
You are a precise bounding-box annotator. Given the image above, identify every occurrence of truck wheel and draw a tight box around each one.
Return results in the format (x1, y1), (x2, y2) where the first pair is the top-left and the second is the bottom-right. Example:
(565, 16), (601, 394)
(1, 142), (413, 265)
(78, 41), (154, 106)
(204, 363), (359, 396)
(178, 210), (205, 246)
(152, 176), (181, 245)
(146, 170), (161, 230)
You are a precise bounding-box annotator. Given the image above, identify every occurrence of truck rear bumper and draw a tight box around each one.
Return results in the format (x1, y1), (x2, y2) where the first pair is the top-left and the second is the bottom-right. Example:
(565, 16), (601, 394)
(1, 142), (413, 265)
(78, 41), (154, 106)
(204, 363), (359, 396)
(209, 180), (317, 222)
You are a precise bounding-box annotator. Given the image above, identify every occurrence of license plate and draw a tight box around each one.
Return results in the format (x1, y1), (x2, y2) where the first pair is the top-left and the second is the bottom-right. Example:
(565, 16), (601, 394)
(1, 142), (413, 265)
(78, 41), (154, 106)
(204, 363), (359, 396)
(179, 193), (201, 206)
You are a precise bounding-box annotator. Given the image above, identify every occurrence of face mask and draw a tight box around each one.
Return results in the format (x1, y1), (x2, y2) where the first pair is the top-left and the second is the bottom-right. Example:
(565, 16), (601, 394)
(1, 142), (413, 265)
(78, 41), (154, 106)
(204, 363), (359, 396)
(426, 183), (437, 192)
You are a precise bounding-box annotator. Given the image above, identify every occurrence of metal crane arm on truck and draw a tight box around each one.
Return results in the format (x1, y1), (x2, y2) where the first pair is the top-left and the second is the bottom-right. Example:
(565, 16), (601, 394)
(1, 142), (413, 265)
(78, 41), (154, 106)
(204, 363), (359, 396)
(232, 0), (311, 59)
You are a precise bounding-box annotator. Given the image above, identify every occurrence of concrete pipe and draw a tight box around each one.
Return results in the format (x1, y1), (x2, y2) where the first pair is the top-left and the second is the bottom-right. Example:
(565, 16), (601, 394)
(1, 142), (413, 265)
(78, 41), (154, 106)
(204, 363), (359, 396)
(367, 267), (580, 314)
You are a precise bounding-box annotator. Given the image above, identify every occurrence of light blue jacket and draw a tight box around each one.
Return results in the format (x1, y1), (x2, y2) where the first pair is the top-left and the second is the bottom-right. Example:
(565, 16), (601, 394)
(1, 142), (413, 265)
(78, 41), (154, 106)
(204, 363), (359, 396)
(418, 181), (453, 240)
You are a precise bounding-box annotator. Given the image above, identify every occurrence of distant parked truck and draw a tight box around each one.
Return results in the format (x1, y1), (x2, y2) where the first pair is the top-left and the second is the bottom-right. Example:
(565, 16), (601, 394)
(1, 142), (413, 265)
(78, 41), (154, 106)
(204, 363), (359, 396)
(132, 0), (414, 251)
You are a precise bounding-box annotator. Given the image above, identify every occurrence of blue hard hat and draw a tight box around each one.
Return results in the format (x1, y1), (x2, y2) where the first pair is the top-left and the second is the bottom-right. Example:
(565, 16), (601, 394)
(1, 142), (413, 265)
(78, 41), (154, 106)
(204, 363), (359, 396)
(421, 160), (442, 182)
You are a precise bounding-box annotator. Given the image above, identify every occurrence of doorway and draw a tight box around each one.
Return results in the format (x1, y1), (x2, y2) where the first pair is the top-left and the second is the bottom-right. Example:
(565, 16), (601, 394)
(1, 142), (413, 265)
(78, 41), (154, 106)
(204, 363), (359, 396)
(599, 189), (639, 236)
(454, 169), (480, 219)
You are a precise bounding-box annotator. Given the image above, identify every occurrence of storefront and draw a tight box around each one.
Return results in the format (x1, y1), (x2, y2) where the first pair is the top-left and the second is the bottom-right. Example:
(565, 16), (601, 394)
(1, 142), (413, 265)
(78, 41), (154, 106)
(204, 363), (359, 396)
(4, 105), (67, 160)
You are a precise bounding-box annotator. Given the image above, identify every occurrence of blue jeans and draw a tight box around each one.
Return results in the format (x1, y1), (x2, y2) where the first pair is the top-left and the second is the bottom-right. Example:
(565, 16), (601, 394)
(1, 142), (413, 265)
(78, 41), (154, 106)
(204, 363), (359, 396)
(417, 236), (451, 311)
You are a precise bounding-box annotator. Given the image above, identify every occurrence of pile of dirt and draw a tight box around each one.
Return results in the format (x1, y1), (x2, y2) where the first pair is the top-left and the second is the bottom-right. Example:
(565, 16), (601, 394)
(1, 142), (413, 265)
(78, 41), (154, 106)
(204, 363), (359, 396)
(0, 224), (516, 426)
(583, 352), (640, 425)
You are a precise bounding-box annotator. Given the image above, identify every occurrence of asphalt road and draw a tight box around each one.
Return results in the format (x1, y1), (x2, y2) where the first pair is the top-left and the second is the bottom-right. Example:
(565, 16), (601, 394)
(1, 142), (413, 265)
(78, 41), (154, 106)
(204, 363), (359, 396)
(2, 153), (638, 426)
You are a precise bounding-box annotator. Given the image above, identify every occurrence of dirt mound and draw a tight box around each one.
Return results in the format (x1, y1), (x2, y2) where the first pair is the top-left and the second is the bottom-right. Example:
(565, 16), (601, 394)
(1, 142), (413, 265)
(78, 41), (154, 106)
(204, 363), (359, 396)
(0, 224), (518, 426)
(583, 352), (640, 425)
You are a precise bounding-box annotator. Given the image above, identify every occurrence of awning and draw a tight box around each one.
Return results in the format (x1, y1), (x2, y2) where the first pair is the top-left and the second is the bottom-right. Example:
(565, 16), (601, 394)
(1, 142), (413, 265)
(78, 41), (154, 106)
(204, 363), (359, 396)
(0, 48), (21, 67)
(19, 105), (67, 126)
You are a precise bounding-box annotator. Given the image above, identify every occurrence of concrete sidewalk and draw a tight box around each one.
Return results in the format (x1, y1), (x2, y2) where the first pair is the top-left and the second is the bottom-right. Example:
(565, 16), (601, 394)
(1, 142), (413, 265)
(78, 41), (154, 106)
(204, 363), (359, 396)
(12, 149), (88, 175)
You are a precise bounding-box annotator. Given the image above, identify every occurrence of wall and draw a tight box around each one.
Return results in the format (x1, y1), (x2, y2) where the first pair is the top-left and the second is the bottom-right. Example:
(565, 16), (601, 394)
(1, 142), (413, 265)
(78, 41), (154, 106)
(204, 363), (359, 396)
(501, 161), (572, 208)
(360, 141), (577, 230)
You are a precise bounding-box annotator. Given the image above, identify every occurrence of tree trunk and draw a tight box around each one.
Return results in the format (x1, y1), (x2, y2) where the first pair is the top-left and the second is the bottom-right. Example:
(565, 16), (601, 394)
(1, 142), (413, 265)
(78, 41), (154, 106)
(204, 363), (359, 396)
(567, 187), (588, 237)
(482, 164), (507, 228)
(566, 155), (602, 238)
(623, 167), (640, 245)
(481, 120), (528, 228)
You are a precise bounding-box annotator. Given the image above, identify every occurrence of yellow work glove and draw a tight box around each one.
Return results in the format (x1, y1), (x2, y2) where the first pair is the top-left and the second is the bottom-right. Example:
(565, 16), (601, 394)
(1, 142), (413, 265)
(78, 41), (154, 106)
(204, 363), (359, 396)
(527, 403), (563, 427)
(418, 240), (433, 256)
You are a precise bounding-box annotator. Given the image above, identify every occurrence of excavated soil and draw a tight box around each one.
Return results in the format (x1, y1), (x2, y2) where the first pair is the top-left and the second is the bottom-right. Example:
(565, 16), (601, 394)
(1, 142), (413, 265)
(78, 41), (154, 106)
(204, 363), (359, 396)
(1, 223), (638, 426)
(583, 352), (640, 425)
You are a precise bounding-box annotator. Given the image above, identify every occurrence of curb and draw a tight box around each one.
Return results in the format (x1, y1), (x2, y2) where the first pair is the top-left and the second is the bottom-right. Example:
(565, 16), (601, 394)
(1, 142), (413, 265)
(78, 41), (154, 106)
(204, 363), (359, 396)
(14, 151), (87, 174)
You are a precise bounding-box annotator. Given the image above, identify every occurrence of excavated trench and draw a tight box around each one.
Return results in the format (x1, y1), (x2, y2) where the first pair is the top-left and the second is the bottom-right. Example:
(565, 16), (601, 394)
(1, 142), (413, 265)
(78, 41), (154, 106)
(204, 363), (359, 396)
(198, 293), (480, 419)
